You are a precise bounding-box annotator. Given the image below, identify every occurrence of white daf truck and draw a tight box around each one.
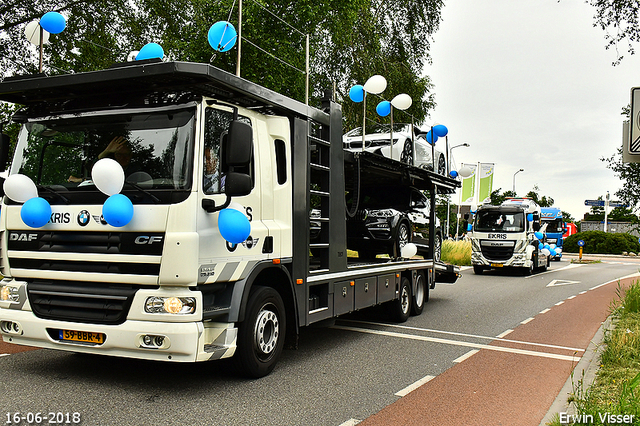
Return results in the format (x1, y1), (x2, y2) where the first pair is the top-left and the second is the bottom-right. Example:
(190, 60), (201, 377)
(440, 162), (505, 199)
(0, 60), (460, 377)
(469, 198), (549, 275)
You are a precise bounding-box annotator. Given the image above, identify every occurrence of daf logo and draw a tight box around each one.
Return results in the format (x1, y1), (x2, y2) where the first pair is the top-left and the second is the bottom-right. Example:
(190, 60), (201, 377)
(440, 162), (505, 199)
(77, 210), (91, 226)
(134, 236), (163, 245)
(10, 233), (38, 242)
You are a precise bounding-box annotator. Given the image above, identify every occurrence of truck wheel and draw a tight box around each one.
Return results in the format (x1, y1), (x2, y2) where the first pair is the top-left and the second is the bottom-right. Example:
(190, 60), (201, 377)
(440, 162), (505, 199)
(411, 271), (428, 316)
(392, 276), (412, 322)
(473, 266), (484, 275)
(391, 222), (411, 258)
(235, 286), (286, 378)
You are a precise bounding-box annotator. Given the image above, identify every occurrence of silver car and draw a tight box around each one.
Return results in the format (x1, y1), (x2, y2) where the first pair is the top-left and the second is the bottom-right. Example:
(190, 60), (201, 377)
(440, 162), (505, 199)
(343, 123), (447, 175)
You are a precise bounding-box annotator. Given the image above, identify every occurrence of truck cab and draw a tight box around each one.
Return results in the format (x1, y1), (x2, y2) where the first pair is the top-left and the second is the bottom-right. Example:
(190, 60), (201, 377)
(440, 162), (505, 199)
(470, 198), (549, 275)
(540, 207), (564, 261)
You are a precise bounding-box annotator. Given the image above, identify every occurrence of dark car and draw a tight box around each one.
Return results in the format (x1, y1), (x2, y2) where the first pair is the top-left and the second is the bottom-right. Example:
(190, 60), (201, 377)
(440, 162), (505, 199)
(347, 185), (442, 260)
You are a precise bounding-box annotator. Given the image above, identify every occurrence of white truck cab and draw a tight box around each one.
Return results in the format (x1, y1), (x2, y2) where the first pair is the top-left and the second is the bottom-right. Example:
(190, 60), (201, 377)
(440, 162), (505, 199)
(470, 198), (549, 275)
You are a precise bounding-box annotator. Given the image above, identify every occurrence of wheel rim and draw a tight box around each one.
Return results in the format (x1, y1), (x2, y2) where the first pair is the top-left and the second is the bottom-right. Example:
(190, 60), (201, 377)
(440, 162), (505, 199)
(438, 156), (446, 175)
(415, 275), (425, 308)
(434, 234), (441, 262)
(398, 224), (409, 248)
(254, 305), (279, 358)
(401, 140), (412, 164)
(400, 285), (410, 314)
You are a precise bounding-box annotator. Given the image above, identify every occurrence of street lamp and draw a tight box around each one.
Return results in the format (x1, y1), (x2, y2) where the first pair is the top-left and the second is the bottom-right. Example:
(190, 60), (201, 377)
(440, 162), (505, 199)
(512, 168), (524, 194)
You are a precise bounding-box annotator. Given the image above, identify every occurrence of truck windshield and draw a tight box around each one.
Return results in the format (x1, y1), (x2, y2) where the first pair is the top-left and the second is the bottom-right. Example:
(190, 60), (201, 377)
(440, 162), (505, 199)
(543, 218), (564, 233)
(475, 210), (525, 232)
(13, 106), (195, 204)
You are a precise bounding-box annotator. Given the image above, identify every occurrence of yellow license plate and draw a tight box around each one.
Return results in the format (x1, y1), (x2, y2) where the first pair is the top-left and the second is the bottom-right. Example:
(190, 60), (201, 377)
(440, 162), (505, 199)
(490, 263), (504, 268)
(59, 330), (105, 344)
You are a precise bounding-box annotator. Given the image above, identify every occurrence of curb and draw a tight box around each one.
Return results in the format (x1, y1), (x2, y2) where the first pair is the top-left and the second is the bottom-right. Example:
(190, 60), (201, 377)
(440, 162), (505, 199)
(538, 316), (612, 426)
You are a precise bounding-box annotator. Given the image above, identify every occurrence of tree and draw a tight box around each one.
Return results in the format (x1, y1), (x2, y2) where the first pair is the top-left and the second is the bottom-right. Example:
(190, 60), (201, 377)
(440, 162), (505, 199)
(488, 188), (516, 206)
(603, 147), (640, 212)
(586, 0), (640, 65)
(525, 185), (554, 207)
(0, 0), (444, 130)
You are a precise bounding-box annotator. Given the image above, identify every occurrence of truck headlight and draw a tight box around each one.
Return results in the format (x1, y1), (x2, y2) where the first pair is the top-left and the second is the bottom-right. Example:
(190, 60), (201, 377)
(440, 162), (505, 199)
(0, 285), (20, 303)
(144, 297), (196, 314)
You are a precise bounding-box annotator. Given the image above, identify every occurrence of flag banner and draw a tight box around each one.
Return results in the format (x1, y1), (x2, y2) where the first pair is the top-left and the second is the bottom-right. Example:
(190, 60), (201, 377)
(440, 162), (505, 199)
(478, 163), (494, 204)
(460, 163), (477, 205)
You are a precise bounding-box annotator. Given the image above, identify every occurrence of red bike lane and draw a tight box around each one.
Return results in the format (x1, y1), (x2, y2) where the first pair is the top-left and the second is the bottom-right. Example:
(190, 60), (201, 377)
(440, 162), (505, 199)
(359, 274), (638, 426)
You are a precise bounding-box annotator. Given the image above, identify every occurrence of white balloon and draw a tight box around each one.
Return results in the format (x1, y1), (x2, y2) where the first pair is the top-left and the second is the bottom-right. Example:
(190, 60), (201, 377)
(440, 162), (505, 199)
(228, 201), (246, 214)
(391, 93), (412, 110)
(4, 174), (38, 203)
(363, 75), (387, 95)
(470, 204), (478, 213)
(127, 171), (153, 189)
(25, 21), (49, 45)
(91, 158), (125, 196)
(400, 243), (418, 259)
(555, 248), (562, 254)
(458, 166), (473, 178)
(550, 244), (557, 250)
(541, 248), (551, 256)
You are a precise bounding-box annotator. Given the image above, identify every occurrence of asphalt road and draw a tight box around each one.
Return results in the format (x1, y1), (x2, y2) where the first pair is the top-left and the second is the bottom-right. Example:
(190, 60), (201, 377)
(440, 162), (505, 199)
(1, 255), (638, 426)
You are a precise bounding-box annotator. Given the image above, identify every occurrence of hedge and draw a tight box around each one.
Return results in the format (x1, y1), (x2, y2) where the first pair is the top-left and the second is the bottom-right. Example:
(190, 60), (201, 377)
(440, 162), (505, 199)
(563, 230), (640, 254)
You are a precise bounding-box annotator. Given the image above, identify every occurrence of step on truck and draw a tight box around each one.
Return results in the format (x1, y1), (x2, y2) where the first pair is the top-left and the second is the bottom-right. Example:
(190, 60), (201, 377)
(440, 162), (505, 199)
(0, 60), (460, 377)
(470, 198), (549, 275)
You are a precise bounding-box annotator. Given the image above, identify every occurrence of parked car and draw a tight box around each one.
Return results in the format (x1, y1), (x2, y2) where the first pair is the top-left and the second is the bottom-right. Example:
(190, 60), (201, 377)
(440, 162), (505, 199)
(342, 123), (447, 175)
(346, 185), (442, 260)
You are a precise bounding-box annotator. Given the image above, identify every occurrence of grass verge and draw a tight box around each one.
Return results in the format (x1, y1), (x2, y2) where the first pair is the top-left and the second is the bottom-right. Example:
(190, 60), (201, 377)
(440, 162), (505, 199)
(441, 239), (471, 266)
(548, 280), (640, 425)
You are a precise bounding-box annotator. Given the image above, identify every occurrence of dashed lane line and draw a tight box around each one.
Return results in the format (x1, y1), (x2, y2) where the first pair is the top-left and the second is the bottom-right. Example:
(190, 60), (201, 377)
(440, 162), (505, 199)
(452, 349), (479, 364)
(496, 329), (513, 338)
(520, 317), (535, 325)
(339, 320), (585, 353)
(331, 325), (582, 362)
(394, 375), (435, 397)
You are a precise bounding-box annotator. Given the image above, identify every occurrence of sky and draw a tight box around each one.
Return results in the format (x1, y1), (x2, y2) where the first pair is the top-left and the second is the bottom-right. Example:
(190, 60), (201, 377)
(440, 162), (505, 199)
(424, 0), (640, 221)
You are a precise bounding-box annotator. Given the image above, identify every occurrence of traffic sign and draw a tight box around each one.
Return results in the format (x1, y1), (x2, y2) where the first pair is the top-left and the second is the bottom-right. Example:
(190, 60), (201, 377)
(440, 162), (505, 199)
(584, 200), (605, 207)
(578, 240), (585, 247)
(609, 202), (627, 208)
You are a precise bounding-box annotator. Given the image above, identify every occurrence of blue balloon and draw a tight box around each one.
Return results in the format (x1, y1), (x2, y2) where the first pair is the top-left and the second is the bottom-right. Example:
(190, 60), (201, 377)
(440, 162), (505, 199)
(527, 213), (534, 222)
(219, 208), (251, 244)
(544, 244), (551, 250)
(433, 124), (448, 137)
(103, 194), (134, 227)
(208, 21), (237, 52)
(449, 170), (458, 178)
(40, 12), (66, 34)
(550, 249), (557, 257)
(349, 85), (364, 103)
(466, 223), (472, 231)
(426, 131), (438, 144)
(136, 43), (164, 61)
(538, 243), (544, 250)
(21, 197), (51, 228)
(534, 231), (543, 239)
(376, 101), (391, 117)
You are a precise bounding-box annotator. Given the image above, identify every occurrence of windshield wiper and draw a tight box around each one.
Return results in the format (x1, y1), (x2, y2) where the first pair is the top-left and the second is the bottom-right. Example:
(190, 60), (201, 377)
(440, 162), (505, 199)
(37, 185), (70, 204)
(124, 180), (161, 204)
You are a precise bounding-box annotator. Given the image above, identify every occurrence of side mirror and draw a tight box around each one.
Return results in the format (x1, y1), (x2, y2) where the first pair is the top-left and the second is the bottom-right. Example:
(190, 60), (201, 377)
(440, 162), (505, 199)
(225, 120), (252, 167)
(533, 222), (541, 232)
(225, 172), (252, 197)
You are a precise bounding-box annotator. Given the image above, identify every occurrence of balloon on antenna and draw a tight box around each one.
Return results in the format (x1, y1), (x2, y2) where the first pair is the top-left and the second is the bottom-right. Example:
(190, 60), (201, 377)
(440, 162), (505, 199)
(40, 12), (66, 34)
(136, 43), (164, 60)
(208, 21), (237, 52)
(25, 21), (50, 45)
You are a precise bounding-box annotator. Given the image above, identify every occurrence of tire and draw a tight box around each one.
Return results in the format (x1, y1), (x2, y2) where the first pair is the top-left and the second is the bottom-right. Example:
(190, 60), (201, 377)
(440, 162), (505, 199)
(392, 276), (412, 322)
(411, 271), (428, 316)
(235, 286), (286, 378)
(437, 154), (446, 176)
(391, 221), (411, 258)
(473, 265), (484, 275)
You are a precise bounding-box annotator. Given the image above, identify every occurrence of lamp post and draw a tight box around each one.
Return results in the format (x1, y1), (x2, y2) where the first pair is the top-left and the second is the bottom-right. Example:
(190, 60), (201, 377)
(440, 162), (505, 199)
(512, 168), (524, 194)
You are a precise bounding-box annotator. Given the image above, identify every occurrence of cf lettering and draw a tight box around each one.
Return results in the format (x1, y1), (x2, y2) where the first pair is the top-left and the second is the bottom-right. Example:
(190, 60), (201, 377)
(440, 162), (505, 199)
(134, 236), (163, 245)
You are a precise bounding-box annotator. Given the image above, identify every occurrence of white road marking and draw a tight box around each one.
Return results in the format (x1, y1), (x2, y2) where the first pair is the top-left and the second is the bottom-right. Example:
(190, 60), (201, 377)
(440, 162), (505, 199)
(520, 317), (534, 325)
(340, 320), (584, 352)
(395, 375), (435, 397)
(453, 349), (479, 363)
(525, 263), (583, 279)
(567, 295), (576, 300)
(555, 301), (565, 306)
(0, 354), (9, 357)
(540, 308), (551, 314)
(338, 419), (360, 426)
(332, 325), (582, 362)
(546, 279), (581, 287)
(496, 329), (513, 338)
